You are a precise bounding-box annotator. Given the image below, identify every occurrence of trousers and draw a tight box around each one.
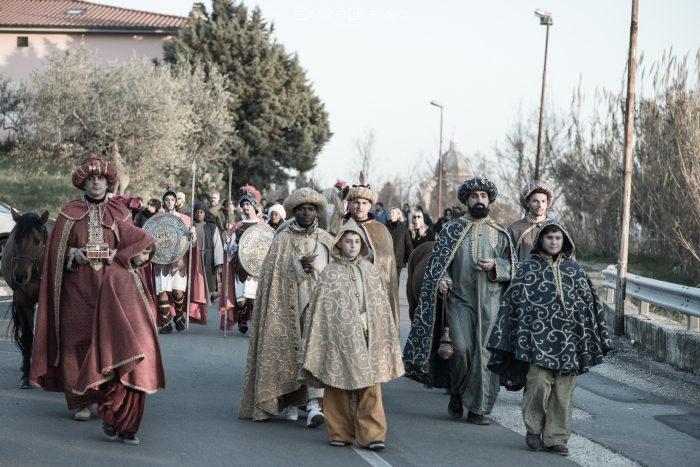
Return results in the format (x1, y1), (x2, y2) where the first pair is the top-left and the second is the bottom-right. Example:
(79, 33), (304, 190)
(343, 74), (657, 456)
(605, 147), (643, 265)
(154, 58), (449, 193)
(98, 381), (147, 434)
(521, 364), (577, 447)
(324, 384), (387, 447)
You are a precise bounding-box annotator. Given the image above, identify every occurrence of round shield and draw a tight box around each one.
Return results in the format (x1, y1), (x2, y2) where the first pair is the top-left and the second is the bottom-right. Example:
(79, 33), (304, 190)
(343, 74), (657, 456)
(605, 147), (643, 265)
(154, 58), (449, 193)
(238, 224), (274, 278)
(142, 213), (191, 265)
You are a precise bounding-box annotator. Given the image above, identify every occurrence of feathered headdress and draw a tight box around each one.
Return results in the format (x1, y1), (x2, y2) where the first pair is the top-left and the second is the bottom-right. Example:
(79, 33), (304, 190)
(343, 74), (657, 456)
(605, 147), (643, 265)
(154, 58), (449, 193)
(238, 184), (262, 212)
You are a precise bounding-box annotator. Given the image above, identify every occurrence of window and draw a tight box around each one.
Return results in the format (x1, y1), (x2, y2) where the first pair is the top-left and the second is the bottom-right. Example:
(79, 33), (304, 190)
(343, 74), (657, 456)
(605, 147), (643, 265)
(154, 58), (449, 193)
(65, 9), (85, 14)
(17, 37), (28, 47)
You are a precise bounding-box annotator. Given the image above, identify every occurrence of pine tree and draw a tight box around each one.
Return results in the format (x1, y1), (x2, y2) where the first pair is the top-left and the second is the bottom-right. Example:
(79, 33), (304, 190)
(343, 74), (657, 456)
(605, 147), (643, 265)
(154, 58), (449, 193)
(164, 0), (332, 191)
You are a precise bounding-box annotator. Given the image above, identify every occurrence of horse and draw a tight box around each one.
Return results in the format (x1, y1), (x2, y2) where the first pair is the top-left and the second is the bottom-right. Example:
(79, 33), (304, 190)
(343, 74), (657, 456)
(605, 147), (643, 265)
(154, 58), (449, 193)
(1, 209), (52, 388)
(405, 241), (435, 322)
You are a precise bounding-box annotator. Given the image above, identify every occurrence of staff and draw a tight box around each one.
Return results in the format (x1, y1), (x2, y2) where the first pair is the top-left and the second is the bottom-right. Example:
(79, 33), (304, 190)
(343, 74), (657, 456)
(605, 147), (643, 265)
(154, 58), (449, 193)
(224, 164), (232, 338)
(186, 159), (196, 331)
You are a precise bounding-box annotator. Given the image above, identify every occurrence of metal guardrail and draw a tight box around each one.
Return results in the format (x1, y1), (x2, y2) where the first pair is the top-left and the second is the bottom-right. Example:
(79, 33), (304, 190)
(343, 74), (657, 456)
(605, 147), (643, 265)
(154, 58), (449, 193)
(601, 268), (700, 330)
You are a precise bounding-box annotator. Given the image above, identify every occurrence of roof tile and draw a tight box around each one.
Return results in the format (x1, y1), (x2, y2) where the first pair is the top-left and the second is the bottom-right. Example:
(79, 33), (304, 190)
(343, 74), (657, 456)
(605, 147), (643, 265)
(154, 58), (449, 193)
(0, 0), (187, 30)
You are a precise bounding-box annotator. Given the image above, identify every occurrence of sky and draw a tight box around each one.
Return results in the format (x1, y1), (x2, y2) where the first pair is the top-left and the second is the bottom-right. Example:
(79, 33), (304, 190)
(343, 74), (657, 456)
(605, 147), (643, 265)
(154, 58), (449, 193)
(96, 0), (700, 187)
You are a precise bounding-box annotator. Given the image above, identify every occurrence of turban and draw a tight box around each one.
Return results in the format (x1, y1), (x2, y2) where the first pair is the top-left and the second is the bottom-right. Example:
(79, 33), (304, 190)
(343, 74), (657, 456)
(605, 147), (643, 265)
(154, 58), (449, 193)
(284, 187), (327, 215)
(71, 157), (118, 190)
(458, 178), (499, 205)
(268, 204), (287, 220)
(519, 180), (554, 210)
(341, 172), (378, 205)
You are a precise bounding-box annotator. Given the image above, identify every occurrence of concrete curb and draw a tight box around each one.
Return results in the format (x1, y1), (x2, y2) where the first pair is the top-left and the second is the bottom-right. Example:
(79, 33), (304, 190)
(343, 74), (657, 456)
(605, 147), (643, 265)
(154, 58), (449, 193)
(604, 301), (700, 376)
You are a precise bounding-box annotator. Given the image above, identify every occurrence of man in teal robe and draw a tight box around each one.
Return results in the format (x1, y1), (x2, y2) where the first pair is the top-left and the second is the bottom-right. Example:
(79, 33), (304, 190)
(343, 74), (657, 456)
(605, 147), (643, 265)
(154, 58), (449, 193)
(403, 178), (515, 425)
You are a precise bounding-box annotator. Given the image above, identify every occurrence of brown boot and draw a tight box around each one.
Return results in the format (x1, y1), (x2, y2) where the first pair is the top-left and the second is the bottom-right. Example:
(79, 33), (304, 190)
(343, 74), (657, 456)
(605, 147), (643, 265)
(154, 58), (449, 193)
(173, 295), (185, 332)
(159, 300), (172, 334)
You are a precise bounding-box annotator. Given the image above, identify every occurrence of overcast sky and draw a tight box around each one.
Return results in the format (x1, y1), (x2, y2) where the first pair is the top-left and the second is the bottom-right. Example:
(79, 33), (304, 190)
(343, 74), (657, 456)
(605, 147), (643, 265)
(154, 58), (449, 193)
(98, 0), (700, 186)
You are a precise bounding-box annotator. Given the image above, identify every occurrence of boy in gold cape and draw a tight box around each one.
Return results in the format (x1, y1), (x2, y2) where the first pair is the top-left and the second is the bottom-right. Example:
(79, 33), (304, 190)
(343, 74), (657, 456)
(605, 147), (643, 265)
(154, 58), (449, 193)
(298, 220), (404, 450)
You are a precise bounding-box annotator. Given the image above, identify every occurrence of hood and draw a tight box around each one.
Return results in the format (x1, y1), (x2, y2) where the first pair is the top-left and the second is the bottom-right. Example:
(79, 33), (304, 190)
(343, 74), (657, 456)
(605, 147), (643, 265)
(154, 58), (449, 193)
(531, 219), (575, 259)
(332, 219), (369, 260)
(115, 219), (156, 269)
(193, 202), (216, 224)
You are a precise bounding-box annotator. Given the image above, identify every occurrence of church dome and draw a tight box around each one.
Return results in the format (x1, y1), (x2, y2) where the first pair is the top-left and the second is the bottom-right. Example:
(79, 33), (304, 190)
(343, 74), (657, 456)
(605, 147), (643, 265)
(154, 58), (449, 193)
(435, 136), (471, 186)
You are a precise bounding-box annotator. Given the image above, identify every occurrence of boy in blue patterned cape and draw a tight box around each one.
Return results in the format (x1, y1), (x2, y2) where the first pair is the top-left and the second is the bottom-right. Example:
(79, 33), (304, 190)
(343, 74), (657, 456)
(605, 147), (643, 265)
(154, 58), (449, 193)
(486, 220), (613, 456)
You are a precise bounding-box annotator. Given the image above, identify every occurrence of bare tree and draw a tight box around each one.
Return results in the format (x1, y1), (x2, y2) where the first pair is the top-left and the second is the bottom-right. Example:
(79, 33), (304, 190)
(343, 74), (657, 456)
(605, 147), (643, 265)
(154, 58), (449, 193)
(351, 128), (377, 182)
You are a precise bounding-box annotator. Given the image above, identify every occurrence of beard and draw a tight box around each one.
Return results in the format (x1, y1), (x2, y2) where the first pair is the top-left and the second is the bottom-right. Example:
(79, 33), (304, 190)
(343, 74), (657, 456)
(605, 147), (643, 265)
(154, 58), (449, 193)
(468, 203), (490, 219)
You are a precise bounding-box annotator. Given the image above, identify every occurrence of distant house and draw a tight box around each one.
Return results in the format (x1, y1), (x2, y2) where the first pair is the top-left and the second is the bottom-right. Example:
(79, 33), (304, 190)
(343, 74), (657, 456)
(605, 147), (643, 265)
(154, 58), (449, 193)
(0, 0), (189, 82)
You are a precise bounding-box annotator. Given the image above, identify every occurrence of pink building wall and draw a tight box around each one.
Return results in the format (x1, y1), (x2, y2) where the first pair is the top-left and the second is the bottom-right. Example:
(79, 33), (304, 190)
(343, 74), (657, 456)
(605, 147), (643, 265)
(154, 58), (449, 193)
(0, 32), (172, 82)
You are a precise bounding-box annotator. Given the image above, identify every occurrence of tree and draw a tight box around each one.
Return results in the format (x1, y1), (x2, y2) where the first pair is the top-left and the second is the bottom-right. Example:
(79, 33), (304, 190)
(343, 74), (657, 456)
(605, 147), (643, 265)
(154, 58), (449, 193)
(14, 43), (235, 196)
(164, 0), (331, 191)
(351, 128), (377, 183)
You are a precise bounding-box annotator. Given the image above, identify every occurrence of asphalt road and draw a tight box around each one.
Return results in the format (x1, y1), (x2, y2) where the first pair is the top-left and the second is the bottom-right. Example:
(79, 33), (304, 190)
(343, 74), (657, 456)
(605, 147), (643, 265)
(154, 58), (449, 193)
(1, 270), (699, 467)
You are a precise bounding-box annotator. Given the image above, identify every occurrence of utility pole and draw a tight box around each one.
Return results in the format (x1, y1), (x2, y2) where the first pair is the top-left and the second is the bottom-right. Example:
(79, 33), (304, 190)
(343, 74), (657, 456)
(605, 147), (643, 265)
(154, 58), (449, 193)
(614, 0), (639, 336)
(534, 9), (553, 180)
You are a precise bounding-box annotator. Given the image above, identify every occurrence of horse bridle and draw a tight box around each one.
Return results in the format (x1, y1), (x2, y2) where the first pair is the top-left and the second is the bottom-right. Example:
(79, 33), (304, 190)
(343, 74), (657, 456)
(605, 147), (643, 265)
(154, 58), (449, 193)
(13, 225), (48, 281)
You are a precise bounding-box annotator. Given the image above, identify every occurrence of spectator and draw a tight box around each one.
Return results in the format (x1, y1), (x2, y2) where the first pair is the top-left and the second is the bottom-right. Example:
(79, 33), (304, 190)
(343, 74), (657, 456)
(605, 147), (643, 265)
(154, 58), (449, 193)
(374, 202), (389, 225)
(175, 191), (189, 215)
(402, 203), (411, 227)
(134, 198), (161, 228)
(409, 211), (436, 249)
(416, 205), (433, 227)
(433, 208), (454, 235)
(386, 207), (413, 283)
(268, 204), (286, 230)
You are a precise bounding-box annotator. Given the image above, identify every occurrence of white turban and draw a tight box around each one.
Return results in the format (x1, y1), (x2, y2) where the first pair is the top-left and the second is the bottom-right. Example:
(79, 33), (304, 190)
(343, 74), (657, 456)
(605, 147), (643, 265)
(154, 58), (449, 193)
(268, 204), (287, 220)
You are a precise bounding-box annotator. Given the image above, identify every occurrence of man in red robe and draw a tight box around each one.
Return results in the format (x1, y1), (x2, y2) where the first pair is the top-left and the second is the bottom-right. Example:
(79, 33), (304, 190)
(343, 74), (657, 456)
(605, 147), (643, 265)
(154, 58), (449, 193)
(153, 184), (208, 333)
(219, 185), (267, 333)
(31, 157), (132, 421)
(74, 219), (166, 445)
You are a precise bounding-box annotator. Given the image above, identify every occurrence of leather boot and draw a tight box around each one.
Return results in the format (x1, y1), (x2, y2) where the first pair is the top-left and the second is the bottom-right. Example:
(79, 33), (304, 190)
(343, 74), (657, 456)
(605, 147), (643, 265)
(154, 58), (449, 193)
(237, 301), (249, 334)
(159, 300), (172, 334)
(173, 295), (185, 332)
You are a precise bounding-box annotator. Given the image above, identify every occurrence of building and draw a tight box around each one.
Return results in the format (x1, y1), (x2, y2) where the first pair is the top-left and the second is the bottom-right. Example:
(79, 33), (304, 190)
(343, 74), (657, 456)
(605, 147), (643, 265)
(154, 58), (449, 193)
(0, 0), (188, 82)
(420, 135), (472, 215)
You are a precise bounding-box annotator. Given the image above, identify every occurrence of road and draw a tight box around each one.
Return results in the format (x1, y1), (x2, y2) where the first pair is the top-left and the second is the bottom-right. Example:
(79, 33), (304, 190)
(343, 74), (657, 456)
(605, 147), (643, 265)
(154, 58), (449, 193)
(1, 271), (699, 467)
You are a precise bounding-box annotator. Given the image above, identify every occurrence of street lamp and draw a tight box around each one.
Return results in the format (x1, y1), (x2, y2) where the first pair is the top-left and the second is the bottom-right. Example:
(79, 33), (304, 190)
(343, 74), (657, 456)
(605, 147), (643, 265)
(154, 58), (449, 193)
(534, 9), (552, 181)
(430, 101), (444, 217)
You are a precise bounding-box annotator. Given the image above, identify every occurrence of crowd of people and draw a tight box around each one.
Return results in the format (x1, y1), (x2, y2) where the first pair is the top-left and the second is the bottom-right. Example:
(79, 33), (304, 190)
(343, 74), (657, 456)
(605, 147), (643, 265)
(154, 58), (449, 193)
(27, 157), (612, 456)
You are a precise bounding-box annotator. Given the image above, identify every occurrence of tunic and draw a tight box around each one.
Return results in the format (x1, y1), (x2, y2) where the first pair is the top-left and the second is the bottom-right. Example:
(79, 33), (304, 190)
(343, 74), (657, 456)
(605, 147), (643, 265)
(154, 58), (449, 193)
(195, 221), (223, 294)
(403, 215), (515, 415)
(508, 216), (549, 262)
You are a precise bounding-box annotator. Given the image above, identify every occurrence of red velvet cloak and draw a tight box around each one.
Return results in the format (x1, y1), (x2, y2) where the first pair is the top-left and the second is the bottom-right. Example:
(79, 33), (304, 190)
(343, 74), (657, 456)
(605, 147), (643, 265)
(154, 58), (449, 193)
(30, 198), (131, 409)
(73, 219), (166, 395)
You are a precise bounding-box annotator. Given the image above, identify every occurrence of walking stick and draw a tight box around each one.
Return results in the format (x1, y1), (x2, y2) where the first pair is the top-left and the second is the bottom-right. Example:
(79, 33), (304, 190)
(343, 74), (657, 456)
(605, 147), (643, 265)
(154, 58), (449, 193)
(186, 159), (197, 332)
(224, 164), (233, 338)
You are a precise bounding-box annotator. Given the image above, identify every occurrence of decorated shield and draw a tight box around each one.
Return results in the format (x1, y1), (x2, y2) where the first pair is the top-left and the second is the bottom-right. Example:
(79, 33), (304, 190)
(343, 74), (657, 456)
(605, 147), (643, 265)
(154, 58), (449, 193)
(238, 224), (275, 278)
(142, 213), (190, 265)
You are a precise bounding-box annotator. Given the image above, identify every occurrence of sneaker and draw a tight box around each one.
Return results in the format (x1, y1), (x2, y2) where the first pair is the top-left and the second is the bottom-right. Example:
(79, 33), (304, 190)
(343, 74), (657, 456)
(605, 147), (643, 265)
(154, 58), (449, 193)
(118, 432), (140, 445)
(367, 441), (385, 451)
(448, 394), (463, 419)
(283, 407), (298, 421)
(74, 406), (92, 421)
(548, 445), (569, 456)
(307, 408), (325, 428)
(525, 433), (542, 451)
(101, 422), (117, 441)
(330, 441), (347, 447)
(466, 411), (490, 425)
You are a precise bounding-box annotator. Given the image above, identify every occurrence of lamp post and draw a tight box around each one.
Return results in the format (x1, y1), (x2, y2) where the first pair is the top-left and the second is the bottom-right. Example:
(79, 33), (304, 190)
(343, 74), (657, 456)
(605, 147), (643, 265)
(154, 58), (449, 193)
(534, 9), (553, 181)
(431, 101), (444, 217)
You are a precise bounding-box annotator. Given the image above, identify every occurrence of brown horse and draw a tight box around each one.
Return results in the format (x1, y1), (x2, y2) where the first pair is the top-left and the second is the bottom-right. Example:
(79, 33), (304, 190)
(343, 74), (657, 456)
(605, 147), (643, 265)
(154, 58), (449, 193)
(1, 209), (52, 388)
(405, 241), (435, 322)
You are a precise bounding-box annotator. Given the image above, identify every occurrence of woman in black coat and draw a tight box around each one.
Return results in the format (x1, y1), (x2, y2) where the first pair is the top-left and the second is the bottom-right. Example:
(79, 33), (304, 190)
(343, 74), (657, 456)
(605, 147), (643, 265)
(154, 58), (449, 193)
(386, 207), (414, 283)
(409, 211), (436, 249)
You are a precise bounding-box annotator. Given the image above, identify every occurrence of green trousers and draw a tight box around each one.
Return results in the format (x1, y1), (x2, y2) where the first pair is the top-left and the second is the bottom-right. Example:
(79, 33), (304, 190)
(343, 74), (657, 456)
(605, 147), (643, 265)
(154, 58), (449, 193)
(521, 364), (577, 447)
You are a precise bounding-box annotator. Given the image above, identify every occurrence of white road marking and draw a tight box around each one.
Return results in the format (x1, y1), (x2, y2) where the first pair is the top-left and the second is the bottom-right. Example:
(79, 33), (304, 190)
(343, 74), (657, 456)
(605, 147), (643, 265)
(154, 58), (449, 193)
(352, 447), (392, 467)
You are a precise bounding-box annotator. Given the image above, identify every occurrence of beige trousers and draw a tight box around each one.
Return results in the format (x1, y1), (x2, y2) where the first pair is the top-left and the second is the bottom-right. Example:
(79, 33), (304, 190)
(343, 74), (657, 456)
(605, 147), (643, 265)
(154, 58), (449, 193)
(324, 384), (387, 447)
(521, 364), (577, 447)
